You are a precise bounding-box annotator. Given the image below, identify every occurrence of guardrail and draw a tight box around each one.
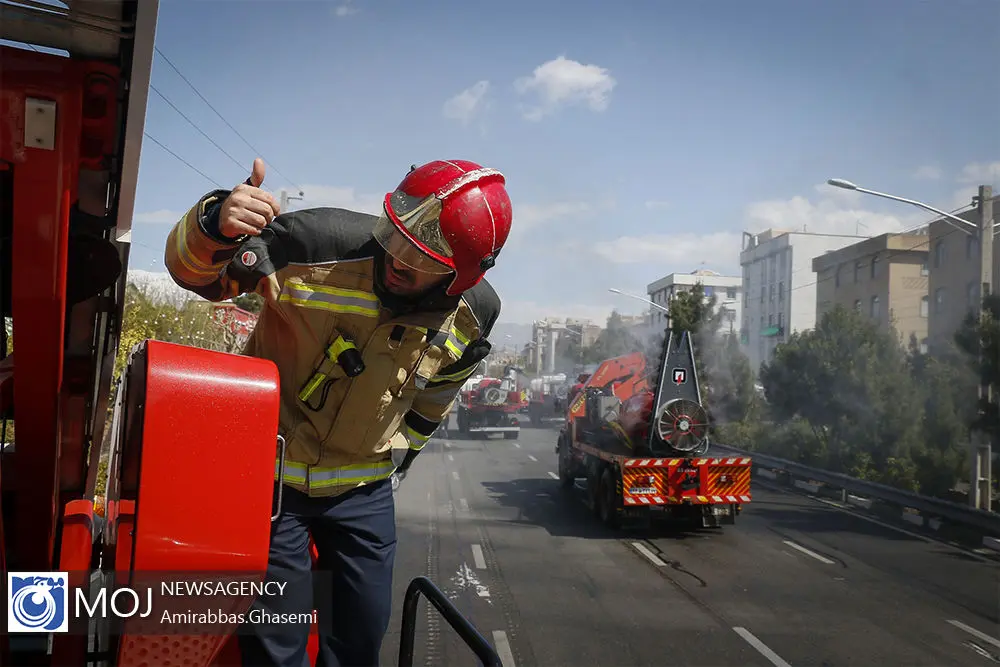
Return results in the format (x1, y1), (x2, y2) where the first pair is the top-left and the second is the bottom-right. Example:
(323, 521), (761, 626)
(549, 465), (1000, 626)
(712, 443), (1000, 543)
(398, 576), (503, 667)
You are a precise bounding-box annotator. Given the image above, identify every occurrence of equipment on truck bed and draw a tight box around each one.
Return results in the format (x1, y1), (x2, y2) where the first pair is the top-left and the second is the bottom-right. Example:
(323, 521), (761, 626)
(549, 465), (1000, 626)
(456, 365), (526, 439)
(0, 2), (501, 665)
(556, 330), (751, 530)
(526, 373), (568, 425)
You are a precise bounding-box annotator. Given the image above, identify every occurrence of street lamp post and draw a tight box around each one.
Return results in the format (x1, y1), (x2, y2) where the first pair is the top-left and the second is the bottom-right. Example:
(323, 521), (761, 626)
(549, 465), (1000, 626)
(828, 178), (995, 511)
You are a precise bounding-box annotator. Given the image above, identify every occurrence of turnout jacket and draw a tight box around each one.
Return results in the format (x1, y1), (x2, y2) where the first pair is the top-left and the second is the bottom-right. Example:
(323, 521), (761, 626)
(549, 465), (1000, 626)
(164, 189), (500, 498)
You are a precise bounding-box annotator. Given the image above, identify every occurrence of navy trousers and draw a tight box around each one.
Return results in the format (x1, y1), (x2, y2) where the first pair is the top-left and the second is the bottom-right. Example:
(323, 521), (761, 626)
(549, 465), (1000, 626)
(238, 479), (397, 667)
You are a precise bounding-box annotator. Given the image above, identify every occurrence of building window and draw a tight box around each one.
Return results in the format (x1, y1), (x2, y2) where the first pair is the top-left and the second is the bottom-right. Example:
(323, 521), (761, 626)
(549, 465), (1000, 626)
(968, 281), (980, 309)
(870, 256), (878, 279)
(726, 287), (737, 299)
(778, 312), (784, 328)
(933, 240), (945, 268)
(934, 287), (946, 314)
(919, 338), (928, 355)
(854, 262), (863, 283)
(870, 295), (880, 319)
(920, 295), (929, 318)
(769, 285), (775, 303)
(967, 235), (978, 260)
(920, 260), (928, 276)
(778, 282), (784, 301)
(853, 299), (861, 312)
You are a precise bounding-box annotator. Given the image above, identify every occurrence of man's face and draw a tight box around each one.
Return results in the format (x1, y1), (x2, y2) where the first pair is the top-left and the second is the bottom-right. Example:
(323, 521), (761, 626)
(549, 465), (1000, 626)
(382, 253), (451, 296)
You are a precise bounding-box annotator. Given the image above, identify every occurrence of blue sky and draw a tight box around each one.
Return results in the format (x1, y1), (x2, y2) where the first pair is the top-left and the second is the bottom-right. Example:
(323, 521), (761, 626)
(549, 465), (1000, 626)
(81, 0), (1000, 323)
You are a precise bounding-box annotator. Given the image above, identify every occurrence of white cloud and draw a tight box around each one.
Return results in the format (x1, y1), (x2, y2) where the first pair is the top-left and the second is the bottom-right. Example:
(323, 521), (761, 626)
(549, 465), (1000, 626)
(443, 80), (490, 126)
(515, 201), (591, 233)
(956, 161), (1000, 185)
(333, 1), (359, 17)
(912, 165), (942, 180)
(135, 209), (183, 224)
(592, 232), (744, 270)
(514, 56), (616, 121)
(644, 200), (670, 210)
(295, 184), (382, 215)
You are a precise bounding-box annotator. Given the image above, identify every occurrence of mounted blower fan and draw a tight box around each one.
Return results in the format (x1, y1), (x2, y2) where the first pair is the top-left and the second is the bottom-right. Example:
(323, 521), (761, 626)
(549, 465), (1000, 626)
(481, 387), (508, 406)
(655, 398), (710, 454)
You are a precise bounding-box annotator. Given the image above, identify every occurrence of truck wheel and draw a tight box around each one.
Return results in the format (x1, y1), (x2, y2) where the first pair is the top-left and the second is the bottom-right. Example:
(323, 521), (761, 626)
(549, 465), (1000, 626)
(597, 469), (620, 529)
(557, 440), (575, 489)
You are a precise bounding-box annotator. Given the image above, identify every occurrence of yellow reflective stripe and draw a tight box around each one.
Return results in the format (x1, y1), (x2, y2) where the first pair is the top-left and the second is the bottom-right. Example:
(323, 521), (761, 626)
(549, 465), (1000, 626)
(405, 426), (431, 451)
(173, 213), (223, 279)
(275, 459), (395, 489)
(328, 336), (355, 358)
(432, 363), (478, 384)
(278, 281), (380, 317)
(444, 327), (470, 357)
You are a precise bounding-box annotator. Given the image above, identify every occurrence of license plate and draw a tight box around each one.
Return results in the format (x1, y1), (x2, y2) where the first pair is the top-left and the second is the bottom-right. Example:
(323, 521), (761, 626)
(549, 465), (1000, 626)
(712, 505), (731, 515)
(629, 487), (657, 495)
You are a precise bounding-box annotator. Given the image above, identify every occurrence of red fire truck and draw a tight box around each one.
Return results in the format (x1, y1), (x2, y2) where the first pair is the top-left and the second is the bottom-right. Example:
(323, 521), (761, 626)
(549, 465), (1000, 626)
(0, 2), (501, 665)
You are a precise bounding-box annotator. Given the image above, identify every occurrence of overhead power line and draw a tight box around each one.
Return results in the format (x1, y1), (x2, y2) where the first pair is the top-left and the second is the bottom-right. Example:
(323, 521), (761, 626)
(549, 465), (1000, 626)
(153, 46), (304, 193)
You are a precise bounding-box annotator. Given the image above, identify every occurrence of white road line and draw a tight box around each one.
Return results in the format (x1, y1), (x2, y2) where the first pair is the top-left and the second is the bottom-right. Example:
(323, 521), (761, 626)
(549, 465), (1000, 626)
(733, 627), (791, 667)
(513, 442), (520, 448)
(546, 471), (559, 480)
(947, 619), (1000, 650)
(527, 454), (537, 462)
(447, 453), (454, 461)
(757, 478), (996, 564)
(630, 542), (666, 567)
(782, 539), (835, 565)
(492, 630), (516, 667)
(471, 544), (487, 569)
(459, 498), (469, 512)
(452, 471), (460, 481)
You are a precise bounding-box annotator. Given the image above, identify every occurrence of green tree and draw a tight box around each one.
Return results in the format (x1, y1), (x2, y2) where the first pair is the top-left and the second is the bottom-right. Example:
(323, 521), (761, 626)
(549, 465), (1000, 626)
(586, 310), (639, 363)
(232, 292), (264, 315)
(760, 304), (924, 490)
(954, 293), (1000, 439)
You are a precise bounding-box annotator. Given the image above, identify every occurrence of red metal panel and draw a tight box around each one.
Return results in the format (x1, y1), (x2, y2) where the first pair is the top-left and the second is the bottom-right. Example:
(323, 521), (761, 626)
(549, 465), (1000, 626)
(117, 340), (280, 667)
(0, 46), (82, 570)
(51, 499), (96, 665)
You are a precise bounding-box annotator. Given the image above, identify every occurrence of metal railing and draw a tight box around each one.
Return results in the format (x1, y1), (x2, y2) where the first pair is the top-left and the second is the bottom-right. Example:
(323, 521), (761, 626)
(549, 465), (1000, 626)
(713, 444), (1000, 537)
(398, 576), (503, 667)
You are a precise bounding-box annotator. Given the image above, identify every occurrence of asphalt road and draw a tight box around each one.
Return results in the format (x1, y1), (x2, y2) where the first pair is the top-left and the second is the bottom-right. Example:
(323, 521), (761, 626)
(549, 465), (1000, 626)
(379, 421), (1000, 666)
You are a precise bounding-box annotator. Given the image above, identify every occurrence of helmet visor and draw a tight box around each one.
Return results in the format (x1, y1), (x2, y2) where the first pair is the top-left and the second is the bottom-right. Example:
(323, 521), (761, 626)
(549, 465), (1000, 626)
(373, 205), (453, 275)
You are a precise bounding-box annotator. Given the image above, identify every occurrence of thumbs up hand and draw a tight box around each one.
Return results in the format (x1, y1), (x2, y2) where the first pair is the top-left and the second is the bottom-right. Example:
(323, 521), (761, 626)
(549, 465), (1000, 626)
(219, 158), (281, 239)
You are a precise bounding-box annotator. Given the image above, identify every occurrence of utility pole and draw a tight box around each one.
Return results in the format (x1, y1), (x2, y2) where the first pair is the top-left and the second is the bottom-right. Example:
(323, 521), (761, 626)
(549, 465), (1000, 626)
(972, 185), (994, 511)
(279, 188), (305, 212)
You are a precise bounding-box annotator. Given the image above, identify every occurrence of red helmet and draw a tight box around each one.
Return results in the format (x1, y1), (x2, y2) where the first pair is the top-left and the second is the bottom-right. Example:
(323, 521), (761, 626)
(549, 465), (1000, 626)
(372, 159), (513, 295)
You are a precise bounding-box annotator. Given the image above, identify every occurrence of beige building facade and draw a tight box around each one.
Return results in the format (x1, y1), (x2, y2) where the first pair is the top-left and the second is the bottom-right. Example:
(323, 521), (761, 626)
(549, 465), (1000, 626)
(925, 195), (1000, 353)
(813, 232), (930, 351)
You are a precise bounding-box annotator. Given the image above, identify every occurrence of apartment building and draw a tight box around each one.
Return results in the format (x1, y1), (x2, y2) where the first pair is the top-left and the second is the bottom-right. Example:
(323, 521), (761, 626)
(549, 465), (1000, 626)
(646, 269), (742, 334)
(740, 229), (866, 373)
(926, 195), (1000, 353)
(528, 317), (602, 373)
(813, 232), (930, 351)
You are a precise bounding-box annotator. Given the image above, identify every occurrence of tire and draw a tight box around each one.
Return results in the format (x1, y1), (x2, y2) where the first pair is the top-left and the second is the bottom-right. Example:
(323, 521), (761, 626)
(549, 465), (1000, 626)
(597, 468), (620, 528)
(557, 439), (575, 489)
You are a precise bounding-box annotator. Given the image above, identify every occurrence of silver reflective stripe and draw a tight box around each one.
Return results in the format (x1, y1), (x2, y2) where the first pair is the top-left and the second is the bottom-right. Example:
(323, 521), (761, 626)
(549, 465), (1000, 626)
(274, 459), (396, 490)
(278, 282), (380, 317)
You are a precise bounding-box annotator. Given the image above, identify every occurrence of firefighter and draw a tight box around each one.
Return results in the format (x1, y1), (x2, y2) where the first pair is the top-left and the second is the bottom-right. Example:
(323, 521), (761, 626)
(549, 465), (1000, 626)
(164, 157), (512, 666)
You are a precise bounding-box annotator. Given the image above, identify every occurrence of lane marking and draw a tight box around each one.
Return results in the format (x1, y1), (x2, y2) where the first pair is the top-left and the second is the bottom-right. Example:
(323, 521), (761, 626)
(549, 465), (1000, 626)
(947, 619), (1000, 650)
(527, 454), (538, 462)
(452, 471), (460, 481)
(756, 479), (996, 564)
(733, 627), (792, 667)
(631, 542), (666, 567)
(547, 471), (559, 480)
(782, 539), (835, 565)
(471, 544), (487, 569)
(492, 630), (516, 667)
(459, 498), (469, 512)
(447, 453), (454, 461)
(513, 442), (520, 448)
